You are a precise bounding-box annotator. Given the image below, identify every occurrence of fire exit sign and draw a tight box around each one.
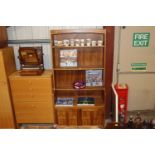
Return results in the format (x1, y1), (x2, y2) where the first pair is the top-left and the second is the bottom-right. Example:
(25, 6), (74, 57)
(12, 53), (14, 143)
(133, 33), (150, 47)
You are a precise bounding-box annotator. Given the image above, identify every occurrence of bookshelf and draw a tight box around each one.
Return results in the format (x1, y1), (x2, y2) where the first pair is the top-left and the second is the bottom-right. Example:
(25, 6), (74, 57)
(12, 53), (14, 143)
(51, 29), (106, 127)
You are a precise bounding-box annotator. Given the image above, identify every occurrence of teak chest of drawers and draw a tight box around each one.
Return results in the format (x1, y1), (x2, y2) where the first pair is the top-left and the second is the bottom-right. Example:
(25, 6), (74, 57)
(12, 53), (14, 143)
(9, 71), (54, 124)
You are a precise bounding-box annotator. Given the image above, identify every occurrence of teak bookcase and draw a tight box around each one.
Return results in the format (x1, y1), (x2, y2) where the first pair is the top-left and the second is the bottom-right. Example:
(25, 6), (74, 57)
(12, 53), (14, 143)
(51, 29), (106, 127)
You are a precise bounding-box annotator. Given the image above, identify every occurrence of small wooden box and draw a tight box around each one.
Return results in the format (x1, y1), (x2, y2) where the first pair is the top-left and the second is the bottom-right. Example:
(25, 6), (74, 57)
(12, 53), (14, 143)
(18, 47), (44, 76)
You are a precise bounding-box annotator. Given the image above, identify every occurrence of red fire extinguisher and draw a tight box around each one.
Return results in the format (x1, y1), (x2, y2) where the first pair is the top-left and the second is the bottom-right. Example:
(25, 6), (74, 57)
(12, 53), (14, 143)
(114, 84), (128, 123)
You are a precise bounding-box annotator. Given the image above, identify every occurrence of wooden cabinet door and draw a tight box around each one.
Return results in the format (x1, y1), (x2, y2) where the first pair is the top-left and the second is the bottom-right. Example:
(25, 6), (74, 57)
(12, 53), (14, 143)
(56, 109), (68, 126)
(81, 108), (104, 126)
(56, 107), (104, 127)
(81, 108), (94, 126)
(56, 108), (78, 126)
(68, 109), (78, 126)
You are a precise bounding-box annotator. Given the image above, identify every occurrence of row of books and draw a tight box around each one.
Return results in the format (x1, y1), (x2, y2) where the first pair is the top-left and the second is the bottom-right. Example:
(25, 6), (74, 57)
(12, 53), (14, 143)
(56, 97), (95, 106)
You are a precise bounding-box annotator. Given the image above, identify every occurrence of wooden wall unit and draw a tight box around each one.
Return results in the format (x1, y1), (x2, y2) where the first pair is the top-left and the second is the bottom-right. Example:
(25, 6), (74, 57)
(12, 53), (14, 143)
(51, 29), (107, 127)
(0, 47), (16, 128)
(0, 26), (8, 48)
(9, 71), (55, 124)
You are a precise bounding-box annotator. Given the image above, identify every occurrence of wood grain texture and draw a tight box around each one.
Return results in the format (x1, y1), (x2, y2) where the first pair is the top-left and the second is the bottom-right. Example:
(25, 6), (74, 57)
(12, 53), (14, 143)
(104, 26), (115, 118)
(0, 47), (16, 128)
(51, 29), (106, 127)
(51, 29), (106, 34)
(0, 26), (8, 48)
(9, 71), (55, 123)
(51, 29), (109, 126)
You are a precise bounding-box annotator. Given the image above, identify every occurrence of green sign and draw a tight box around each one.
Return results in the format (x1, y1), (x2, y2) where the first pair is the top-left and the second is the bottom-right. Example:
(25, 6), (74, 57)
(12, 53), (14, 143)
(133, 33), (150, 47)
(131, 63), (147, 71)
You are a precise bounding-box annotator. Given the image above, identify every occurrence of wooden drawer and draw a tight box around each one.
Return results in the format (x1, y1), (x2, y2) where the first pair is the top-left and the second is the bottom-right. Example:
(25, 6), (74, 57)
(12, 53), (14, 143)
(14, 101), (54, 123)
(10, 78), (52, 93)
(12, 93), (52, 102)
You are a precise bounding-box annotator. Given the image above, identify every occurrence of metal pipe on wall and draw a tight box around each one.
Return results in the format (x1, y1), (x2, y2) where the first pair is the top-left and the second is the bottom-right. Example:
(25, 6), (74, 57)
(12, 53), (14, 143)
(8, 39), (51, 44)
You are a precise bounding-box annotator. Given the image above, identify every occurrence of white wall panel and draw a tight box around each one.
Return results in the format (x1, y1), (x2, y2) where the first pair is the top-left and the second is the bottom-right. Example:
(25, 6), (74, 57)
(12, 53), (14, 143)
(7, 27), (16, 40)
(42, 44), (52, 69)
(15, 26), (33, 40)
(32, 26), (49, 39)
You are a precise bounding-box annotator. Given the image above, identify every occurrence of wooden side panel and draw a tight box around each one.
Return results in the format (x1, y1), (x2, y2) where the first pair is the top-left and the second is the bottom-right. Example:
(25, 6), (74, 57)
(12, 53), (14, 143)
(0, 48), (16, 128)
(0, 26), (8, 48)
(104, 27), (114, 118)
(93, 108), (104, 126)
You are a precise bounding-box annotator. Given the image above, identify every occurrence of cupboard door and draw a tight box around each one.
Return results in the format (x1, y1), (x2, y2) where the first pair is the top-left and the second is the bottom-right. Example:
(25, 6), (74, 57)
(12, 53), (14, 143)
(93, 108), (104, 126)
(56, 109), (68, 125)
(81, 109), (93, 126)
(81, 108), (104, 126)
(56, 108), (78, 126)
(68, 109), (78, 126)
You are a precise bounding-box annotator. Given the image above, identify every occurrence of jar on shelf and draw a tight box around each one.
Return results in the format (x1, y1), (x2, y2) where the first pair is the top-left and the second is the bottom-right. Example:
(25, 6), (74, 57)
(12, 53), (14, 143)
(70, 39), (75, 46)
(86, 38), (91, 46)
(92, 40), (97, 46)
(75, 39), (80, 46)
(80, 39), (85, 46)
(97, 40), (103, 46)
(57, 41), (63, 46)
(54, 40), (58, 46)
(63, 39), (70, 46)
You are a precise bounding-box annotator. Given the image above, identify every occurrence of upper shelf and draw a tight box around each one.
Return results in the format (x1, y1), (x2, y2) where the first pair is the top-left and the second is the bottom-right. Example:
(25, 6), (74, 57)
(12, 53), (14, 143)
(52, 46), (105, 49)
(53, 67), (104, 70)
(51, 29), (106, 34)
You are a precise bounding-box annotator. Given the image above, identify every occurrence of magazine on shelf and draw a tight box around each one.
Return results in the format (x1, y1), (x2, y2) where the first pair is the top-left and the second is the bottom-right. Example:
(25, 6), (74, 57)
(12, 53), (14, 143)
(77, 97), (95, 106)
(86, 70), (103, 86)
(56, 98), (74, 106)
(60, 49), (77, 67)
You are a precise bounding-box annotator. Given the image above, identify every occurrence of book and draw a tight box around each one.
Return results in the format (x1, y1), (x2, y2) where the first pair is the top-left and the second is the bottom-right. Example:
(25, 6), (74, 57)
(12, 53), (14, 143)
(86, 70), (103, 86)
(60, 49), (77, 67)
(56, 98), (74, 106)
(77, 97), (95, 106)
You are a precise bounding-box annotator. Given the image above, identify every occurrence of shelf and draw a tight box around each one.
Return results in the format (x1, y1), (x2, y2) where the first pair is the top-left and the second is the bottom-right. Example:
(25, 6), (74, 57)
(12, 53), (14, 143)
(51, 29), (106, 34)
(53, 67), (104, 71)
(54, 87), (105, 91)
(55, 104), (105, 108)
(52, 46), (105, 49)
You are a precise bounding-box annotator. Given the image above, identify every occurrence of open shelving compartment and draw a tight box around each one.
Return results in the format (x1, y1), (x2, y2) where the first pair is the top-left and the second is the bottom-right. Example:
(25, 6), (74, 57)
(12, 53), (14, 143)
(51, 29), (106, 127)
